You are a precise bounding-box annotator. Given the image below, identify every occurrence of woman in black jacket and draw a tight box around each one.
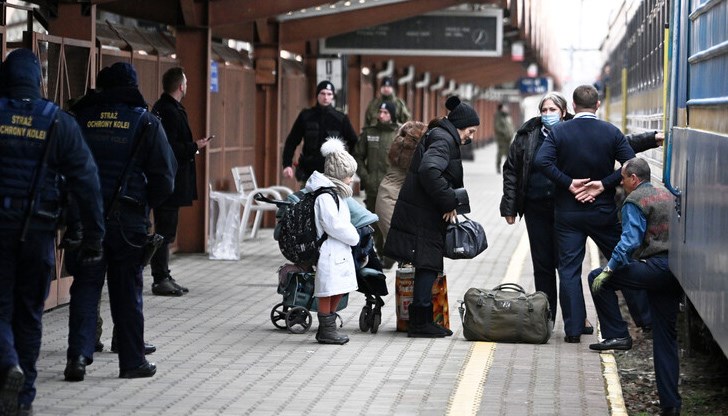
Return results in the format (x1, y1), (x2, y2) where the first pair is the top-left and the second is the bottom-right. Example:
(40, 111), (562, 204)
(500, 92), (663, 327)
(384, 96), (479, 338)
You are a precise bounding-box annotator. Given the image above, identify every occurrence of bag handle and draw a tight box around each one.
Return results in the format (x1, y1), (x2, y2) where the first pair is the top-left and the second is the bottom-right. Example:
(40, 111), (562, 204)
(492, 283), (526, 294)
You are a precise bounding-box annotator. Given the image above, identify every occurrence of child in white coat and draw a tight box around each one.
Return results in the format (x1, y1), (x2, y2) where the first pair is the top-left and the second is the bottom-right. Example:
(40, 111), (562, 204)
(306, 138), (360, 344)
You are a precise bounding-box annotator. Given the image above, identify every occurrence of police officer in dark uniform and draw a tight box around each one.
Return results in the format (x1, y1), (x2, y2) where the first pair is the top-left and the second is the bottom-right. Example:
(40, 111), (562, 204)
(0, 49), (105, 416)
(282, 81), (358, 183)
(68, 62), (176, 381)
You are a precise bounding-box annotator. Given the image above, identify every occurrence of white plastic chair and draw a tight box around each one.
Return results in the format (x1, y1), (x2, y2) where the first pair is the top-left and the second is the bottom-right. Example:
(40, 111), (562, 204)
(231, 166), (293, 240)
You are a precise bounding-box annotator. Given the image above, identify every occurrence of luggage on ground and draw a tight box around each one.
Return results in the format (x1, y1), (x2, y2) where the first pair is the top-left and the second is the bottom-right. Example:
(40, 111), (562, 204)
(395, 265), (449, 332)
(458, 283), (551, 343)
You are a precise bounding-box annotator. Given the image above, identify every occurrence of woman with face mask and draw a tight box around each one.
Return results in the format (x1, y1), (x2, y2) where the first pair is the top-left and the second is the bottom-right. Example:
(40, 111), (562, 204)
(500, 92), (570, 326)
(500, 92), (663, 330)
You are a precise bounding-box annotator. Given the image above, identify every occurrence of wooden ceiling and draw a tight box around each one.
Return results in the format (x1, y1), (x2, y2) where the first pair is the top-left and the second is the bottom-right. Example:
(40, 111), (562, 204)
(47, 0), (544, 89)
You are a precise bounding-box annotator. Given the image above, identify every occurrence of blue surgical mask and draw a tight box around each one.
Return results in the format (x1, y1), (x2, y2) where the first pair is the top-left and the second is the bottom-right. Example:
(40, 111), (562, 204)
(541, 113), (561, 128)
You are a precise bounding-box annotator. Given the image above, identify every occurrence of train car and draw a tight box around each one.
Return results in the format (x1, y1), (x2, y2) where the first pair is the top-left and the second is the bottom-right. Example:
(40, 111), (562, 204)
(600, 0), (727, 356)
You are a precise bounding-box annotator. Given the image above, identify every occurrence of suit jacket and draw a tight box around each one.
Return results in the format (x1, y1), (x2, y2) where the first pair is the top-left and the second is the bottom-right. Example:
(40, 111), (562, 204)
(534, 114), (635, 212)
(152, 93), (197, 207)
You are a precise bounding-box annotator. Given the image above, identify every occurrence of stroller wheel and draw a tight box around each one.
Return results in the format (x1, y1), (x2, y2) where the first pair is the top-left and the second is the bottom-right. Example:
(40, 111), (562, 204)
(271, 303), (289, 329)
(359, 306), (371, 332)
(286, 306), (312, 334)
(370, 309), (382, 334)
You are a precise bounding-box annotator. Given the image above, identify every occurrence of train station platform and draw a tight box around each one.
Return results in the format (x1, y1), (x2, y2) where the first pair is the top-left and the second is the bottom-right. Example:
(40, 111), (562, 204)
(33, 144), (621, 416)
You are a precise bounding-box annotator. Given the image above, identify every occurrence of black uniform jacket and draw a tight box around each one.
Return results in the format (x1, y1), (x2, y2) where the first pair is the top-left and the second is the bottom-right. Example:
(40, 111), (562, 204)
(281, 104), (358, 181)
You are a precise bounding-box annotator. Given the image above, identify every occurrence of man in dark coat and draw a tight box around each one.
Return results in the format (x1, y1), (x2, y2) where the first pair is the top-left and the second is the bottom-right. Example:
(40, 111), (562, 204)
(384, 96), (477, 338)
(282, 81), (358, 183)
(150, 67), (211, 296)
(0, 48), (104, 416)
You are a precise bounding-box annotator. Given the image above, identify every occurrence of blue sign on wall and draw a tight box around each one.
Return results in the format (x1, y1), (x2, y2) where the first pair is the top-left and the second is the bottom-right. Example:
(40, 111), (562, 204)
(517, 77), (550, 95)
(210, 61), (219, 93)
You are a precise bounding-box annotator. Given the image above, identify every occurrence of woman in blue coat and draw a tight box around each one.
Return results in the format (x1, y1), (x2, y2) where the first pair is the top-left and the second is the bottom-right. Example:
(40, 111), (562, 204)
(384, 96), (479, 338)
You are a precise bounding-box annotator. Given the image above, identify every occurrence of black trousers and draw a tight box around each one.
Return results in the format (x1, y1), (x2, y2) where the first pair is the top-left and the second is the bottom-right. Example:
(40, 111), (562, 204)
(150, 206), (179, 282)
(523, 199), (558, 322)
(413, 267), (439, 307)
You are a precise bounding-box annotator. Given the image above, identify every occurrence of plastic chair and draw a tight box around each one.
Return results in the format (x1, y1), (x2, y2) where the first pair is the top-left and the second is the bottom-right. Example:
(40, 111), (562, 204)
(231, 166), (293, 240)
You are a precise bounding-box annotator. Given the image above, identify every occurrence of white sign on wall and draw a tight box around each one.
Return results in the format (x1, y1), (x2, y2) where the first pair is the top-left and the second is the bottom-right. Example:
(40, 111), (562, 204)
(316, 58), (343, 91)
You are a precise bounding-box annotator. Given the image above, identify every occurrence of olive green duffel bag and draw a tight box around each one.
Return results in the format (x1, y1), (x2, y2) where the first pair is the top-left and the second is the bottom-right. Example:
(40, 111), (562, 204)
(458, 283), (552, 343)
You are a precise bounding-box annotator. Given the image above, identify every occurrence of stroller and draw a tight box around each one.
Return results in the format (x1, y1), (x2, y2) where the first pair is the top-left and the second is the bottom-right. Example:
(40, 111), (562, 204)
(349, 199), (388, 333)
(270, 263), (349, 334)
(265, 191), (387, 334)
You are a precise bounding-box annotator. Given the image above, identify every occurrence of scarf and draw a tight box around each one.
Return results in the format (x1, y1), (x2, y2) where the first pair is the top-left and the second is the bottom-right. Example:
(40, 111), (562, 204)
(325, 175), (353, 199)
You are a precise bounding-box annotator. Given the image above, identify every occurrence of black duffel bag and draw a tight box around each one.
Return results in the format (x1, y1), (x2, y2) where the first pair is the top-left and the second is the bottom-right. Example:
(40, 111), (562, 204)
(444, 215), (487, 260)
(458, 283), (552, 343)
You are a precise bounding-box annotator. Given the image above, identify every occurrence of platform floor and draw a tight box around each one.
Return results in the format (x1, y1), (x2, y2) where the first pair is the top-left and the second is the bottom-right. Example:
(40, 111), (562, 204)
(33, 144), (620, 415)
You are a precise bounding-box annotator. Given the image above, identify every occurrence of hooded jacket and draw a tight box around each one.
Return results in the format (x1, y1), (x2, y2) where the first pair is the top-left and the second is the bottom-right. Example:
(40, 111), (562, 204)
(374, 125), (422, 240)
(384, 118), (464, 271)
(305, 171), (359, 297)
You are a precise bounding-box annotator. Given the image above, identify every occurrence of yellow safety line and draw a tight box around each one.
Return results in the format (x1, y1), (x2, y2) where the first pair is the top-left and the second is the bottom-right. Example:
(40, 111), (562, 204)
(447, 232), (530, 414)
(586, 238), (628, 416)
(446, 342), (496, 415)
(501, 231), (531, 285)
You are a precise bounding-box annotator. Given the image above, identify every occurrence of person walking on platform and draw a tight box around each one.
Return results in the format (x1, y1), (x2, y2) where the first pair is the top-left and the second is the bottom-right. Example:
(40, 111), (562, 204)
(0, 49), (105, 416)
(374, 121), (427, 252)
(589, 157), (682, 416)
(150, 67), (211, 296)
(354, 101), (400, 259)
(533, 84), (640, 343)
(364, 76), (411, 127)
(384, 96), (477, 338)
(493, 102), (514, 174)
(307, 139), (360, 345)
(71, 62), (176, 380)
(282, 81), (358, 184)
(501, 92), (662, 327)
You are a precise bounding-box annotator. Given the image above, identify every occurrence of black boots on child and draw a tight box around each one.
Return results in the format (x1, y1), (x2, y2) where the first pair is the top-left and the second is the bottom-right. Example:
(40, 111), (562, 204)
(316, 313), (349, 345)
(407, 304), (452, 338)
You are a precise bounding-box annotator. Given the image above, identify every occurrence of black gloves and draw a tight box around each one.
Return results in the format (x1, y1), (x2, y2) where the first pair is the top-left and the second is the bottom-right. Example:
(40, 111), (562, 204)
(59, 226), (83, 251)
(77, 239), (104, 265)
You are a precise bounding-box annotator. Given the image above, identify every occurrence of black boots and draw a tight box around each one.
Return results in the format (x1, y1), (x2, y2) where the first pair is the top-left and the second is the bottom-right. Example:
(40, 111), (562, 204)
(0, 365), (24, 416)
(316, 313), (349, 345)
(64, 356), (90, 382)
(407, 304), (450, 338)
(118, 362), (157, 379)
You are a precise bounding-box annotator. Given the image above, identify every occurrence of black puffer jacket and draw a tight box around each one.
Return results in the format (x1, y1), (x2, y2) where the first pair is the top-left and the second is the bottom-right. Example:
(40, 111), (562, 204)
(384, 118), (463, 271)
(500, 115), (660, 218)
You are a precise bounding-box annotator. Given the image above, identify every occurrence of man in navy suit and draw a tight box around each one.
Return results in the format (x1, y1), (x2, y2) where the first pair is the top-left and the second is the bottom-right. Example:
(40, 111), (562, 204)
(534, 84), (637, 343)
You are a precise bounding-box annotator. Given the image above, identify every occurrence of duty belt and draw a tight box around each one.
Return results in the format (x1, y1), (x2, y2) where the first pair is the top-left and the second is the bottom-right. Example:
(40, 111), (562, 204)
(1, 196), (27, 210)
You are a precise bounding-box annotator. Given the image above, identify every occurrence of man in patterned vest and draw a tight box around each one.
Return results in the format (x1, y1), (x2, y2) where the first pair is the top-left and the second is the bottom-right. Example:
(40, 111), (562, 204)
(588, 157), (682, 416)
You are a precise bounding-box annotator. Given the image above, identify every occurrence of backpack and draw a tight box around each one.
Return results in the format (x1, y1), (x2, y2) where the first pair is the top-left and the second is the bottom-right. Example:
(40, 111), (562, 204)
(274, 187), (339, 267)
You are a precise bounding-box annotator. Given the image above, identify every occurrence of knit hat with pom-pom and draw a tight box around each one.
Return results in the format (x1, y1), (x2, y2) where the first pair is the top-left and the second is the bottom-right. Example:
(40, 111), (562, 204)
(321, 137), (357, 180)
(445, 96), (480, 129)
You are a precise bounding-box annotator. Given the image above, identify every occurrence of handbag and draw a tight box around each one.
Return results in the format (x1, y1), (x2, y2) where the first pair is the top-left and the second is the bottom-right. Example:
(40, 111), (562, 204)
(444, 215), (487, 259)
(458, 283), (552, 344)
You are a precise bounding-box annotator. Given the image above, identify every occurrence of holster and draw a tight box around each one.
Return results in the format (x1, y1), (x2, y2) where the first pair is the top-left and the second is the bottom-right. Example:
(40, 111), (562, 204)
(142, 233), (165, 267)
